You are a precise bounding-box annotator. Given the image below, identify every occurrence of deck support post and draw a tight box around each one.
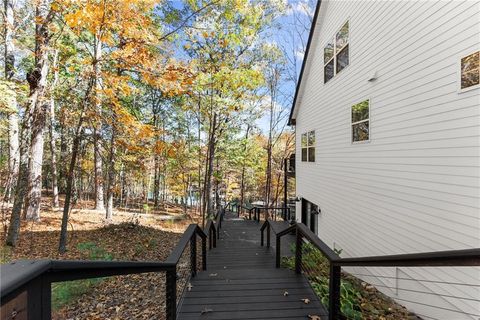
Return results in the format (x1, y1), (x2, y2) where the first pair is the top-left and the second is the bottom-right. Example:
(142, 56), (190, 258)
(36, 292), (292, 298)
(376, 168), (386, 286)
(165, 267), (177, 320)
(295, 229), (302, 274)
(190, 235), (197, 277)
(328, 264), (341, 320)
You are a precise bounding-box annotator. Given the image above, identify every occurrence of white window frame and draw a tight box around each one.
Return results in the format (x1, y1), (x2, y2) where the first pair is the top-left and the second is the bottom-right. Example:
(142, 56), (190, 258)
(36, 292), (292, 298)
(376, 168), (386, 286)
(351, 99), (370, 144)
(458, 50), (480, 93)
(323, 20), (350, 84)
(301, 130), (315, 162)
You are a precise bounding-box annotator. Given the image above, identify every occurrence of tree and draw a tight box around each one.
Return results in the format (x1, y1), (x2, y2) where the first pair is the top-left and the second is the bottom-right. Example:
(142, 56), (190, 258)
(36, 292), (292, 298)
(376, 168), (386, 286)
(24, 0), (55, 221)
(3, 0), (20, 203)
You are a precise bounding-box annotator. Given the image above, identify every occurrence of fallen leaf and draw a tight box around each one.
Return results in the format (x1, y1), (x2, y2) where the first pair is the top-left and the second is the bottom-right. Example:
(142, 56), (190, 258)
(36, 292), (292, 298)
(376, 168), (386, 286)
(301, 298), (310, 304)
(201, 308), (213, 314)
(187, 283), (193, 291)
(308, 315), (322, 320)
(209, 273), (218, 277)
(283, 291), (289, 296)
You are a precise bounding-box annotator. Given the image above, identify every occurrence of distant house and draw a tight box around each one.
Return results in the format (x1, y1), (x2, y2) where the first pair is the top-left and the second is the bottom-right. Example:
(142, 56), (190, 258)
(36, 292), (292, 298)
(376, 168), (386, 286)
(289, 1), (479, 319)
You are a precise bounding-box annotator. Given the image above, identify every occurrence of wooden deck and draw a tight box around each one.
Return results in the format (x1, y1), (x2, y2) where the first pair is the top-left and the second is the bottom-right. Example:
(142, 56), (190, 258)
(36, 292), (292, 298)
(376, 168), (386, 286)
(177, 211), (328, 320)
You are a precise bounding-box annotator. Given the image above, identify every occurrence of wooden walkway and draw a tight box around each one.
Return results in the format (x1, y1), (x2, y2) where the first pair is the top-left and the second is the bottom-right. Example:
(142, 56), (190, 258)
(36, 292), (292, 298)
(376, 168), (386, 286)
(177, 211), (328, 320)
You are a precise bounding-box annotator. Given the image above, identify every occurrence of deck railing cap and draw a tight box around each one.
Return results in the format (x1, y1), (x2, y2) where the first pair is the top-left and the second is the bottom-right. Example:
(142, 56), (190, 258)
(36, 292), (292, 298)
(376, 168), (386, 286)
(1, 259), (52, 297)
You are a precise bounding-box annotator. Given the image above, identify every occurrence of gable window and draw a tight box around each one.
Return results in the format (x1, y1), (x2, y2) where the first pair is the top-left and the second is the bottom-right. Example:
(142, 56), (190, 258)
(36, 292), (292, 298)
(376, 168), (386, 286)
(301, 131), (315, 162)
(351, 100), (369, 142)
(324, 21), (349, 83)
(461, 51), (479, 90)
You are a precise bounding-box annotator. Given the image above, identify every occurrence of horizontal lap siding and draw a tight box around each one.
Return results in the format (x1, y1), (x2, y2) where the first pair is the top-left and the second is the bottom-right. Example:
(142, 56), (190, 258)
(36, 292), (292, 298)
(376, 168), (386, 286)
(295, 0), (480, 319)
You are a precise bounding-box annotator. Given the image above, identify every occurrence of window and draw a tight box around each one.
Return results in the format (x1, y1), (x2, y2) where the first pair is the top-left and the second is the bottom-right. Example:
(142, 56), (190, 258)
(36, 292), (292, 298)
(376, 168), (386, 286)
(351, 100), (369, 142)
(461, 51), (479, 90)
(301, 130), (315, 162)
(324, 21), (349, 83)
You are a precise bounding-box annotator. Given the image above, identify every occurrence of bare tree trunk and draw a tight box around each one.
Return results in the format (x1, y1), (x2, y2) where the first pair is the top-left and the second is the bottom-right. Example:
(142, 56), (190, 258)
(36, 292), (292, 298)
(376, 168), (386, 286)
(58, 121), (84, 253)
(49, 49), (59, 208)
(239, 125), (250, 215)
(6, 116), (30, 246)
(24, 0), (52, 221)
(105, 126), (116, 221)
(7, 113), (19, 202)
(93, 35), (105, 211)
(203, 113), (216, 222)
(4, 0), (19, 203)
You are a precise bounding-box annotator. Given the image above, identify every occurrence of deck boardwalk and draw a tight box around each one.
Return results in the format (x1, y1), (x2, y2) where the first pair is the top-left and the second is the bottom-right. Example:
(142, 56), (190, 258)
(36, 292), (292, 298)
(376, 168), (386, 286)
(177, 211), (328, 320)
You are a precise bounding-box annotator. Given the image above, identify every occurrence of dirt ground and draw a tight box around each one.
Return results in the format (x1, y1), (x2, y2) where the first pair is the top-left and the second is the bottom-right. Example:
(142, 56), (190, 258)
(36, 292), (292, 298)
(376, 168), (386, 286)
(0, 196), (202, 320)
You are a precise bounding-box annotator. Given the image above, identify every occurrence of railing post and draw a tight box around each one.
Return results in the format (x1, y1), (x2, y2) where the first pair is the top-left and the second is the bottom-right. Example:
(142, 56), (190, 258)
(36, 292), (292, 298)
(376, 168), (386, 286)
(295, 228), (302, 274)
(266, 224), (271, 247)
(276, 235), (281, 268)
(213, 226), (217, 248)
(249, 208), (252, 220)
(190, 234), (197, 277)
(23, 274), (52, 320)
(329, 264), (341, 320)
(208, 227), (213, 250)
(201, 233), (207, 271)
(165, 267), (177, 320)
(261, 228), (264, 246)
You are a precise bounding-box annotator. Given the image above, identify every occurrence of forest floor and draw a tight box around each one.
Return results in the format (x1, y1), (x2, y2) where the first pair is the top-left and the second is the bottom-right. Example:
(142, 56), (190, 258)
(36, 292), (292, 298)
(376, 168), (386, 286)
(0, 195), (201, 320)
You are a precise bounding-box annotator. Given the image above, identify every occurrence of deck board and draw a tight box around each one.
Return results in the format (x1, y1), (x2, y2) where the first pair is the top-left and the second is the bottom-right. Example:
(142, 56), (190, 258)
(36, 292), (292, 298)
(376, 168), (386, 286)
(177, 211), (328, 320)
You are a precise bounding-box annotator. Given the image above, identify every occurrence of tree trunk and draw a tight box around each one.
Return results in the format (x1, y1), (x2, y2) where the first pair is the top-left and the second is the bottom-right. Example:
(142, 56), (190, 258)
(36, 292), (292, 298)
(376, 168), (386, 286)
(24, 0), (52, 221)
(203, 113), (216, 222)
(7, 113), (19, 202)
(4, 0), (19, 203)
(239, 125), (250, 216)
(6, 116), (31, 246)
(105, 127), (116, 221)
(93, 35), (105, 211)
(58, 123), (83, 253)
(49, 49), (59, 208)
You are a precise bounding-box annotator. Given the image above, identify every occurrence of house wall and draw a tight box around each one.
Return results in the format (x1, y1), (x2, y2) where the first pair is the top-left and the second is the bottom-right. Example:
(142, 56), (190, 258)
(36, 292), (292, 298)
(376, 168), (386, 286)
(294, 1), (480, 319)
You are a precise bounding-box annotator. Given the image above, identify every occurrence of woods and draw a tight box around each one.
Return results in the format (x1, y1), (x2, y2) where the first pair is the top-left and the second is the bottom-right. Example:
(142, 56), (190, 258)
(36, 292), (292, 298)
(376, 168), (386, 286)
(0, 0), (312, 251)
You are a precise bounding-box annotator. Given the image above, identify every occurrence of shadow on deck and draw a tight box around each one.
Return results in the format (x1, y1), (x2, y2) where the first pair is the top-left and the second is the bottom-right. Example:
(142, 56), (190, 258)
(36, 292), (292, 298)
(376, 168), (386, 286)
(177, 211), (328, 320)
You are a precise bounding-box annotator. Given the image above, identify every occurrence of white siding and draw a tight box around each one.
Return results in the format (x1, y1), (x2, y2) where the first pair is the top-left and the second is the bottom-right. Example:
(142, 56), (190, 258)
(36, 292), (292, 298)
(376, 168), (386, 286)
(294, 1), (480, 319)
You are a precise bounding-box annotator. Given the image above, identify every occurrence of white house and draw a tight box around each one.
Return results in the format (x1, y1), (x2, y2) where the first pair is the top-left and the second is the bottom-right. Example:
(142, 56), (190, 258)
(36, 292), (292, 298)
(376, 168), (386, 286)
(289, 0), (479, 319)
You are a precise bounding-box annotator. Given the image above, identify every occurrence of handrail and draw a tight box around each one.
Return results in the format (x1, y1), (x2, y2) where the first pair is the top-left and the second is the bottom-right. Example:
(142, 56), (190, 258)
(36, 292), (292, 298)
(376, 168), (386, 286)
(1, 223), (209, 320)
(263, 221), (480, 320)
(165, 224), (206, 265)
(204, 219), (217, 249)
(252, 206), (291, 221)
(214, 208), (224, 238)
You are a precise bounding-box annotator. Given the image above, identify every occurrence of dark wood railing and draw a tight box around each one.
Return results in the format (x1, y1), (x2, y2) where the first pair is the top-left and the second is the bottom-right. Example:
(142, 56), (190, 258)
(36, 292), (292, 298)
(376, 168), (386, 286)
(261, 219), (480, 320)
(253, 206), (291, 222)
(1, 224), (210, 320)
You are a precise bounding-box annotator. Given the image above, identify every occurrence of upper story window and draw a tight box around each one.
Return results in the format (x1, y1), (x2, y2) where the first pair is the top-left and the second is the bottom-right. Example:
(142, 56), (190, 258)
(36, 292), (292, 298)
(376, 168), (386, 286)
(324, 21), (349, 83)
(352, 100), (369, 142)
(301, 131), (315, 162)
(461, 51), (479, 90)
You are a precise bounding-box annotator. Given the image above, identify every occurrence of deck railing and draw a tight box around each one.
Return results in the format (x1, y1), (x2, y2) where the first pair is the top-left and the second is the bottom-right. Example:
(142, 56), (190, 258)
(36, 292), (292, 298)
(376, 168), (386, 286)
(253, 206), (291, 221)
(1, 224), (211, 320)
(261, 219), (480, 320)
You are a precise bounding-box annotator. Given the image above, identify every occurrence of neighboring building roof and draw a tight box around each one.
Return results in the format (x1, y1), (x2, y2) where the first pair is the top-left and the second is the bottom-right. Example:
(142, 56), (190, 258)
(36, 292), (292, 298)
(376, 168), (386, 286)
(288, 0), (323, 126)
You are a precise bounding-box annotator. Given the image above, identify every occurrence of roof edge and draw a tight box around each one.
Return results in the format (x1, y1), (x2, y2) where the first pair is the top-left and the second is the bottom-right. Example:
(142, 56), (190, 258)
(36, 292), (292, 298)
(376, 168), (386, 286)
(287, 0), (323, 126)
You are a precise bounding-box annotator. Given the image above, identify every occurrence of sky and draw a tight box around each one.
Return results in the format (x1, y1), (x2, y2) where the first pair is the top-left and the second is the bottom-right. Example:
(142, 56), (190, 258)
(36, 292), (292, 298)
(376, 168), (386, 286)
(163, 0), (317, 134)
(255, 0), (317, 133)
